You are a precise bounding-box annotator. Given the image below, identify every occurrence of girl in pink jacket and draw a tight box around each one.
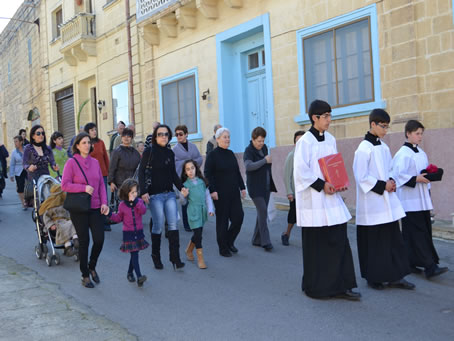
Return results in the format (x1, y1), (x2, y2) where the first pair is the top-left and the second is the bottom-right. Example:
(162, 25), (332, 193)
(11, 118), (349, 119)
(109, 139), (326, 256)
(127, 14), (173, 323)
(110, 179), (149, 287)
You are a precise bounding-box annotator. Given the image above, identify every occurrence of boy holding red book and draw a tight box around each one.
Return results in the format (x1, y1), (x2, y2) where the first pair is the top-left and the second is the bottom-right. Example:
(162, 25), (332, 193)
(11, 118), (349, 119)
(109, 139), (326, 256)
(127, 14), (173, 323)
(294, 99), (360, 300)
(353, 109), (414, 290)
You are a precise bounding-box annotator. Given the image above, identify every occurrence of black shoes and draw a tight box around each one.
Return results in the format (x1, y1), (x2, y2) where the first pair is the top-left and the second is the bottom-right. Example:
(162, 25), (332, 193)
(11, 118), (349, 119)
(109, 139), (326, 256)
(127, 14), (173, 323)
(127, 273), (136, 282)
(410, 266), (423, 274)
(81, 277), (94, 288)
(229, 245), (238, 253)
(333, 289), (361, 301)
(368, 282), (385, 290)
(137, 275), (147, 287)
(388, 278), (415, 290)
(172, 261), (185, 270)
(220, 250), (232, 257)
(90, 270), (100, 284)
(152, 254), (164, 270)
(281, 233), (289, 246)
(184, 226), (192, 232)
(263, 244), (273, 251)
(425, 265), (448, 279)
(64, 246), (76, 257)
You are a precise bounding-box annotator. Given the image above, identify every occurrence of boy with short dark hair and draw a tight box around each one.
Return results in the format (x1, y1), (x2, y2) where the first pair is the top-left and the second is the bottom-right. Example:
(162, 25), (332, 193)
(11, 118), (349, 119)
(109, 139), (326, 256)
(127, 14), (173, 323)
(392, 120), (448, 279)
(353, 109), (414, 290)
(294, 99), (360, 300)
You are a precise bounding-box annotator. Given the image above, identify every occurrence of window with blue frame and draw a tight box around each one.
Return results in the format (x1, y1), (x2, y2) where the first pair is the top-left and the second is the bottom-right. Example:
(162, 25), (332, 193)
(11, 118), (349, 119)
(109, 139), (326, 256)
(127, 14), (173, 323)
(162, 74), (197, 134)
(296, 4), (384, 123)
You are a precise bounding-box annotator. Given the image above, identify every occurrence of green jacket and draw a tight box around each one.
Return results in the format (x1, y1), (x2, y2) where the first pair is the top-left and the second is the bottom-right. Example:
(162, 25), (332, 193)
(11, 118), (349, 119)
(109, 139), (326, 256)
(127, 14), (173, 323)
(49, 148), (68, 178)
(184, 178), (209, 229)
(284, 148), (295, 196)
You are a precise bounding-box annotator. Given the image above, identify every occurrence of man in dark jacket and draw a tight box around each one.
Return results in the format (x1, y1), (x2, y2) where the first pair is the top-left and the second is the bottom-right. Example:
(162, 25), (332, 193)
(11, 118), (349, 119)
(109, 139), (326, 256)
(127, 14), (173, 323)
(0, 143), (9, 198)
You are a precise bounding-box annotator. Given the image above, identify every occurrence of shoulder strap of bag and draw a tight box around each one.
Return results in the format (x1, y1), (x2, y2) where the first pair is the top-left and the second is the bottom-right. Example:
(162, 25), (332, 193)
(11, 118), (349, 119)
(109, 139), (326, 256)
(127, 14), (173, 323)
(146, 146), (153, 168)
(73, 157), (89, 185)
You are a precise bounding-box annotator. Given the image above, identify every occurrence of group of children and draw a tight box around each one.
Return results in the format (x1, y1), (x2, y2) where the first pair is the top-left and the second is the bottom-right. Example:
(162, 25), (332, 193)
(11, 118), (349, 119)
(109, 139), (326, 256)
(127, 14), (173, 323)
(294, 99), (447, 301)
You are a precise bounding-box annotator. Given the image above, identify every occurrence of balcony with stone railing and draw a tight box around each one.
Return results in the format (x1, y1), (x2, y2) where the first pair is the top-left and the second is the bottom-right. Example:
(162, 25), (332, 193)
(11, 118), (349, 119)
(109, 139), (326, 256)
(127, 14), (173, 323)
(59, 13), (96, 66)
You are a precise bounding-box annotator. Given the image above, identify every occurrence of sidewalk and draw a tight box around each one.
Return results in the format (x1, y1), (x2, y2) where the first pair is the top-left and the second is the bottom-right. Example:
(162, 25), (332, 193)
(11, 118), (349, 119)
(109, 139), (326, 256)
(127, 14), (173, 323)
(0, 254), (137, 340)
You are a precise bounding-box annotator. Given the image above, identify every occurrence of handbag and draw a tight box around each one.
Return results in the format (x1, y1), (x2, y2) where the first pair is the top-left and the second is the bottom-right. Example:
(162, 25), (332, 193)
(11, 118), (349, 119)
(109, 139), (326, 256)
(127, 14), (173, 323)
(63, 158), (92, 213)
(24, 178), (34, 200)
(144, 148), (153, 188)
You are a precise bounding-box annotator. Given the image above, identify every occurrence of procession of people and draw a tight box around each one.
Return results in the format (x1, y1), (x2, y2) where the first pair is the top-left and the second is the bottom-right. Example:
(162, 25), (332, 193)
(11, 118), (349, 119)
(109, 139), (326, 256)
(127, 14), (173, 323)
(0, 101), (449, 298)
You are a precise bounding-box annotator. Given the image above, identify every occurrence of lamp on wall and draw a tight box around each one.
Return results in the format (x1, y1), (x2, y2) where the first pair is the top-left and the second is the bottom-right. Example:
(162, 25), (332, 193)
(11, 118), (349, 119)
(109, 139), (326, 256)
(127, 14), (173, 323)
(201, 89), (210, 100)
(97, 100), (105, 114)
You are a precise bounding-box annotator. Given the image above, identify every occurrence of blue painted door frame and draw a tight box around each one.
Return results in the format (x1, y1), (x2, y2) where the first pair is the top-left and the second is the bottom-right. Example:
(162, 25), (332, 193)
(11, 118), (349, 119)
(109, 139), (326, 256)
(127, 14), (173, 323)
(216, 13), (276, 153)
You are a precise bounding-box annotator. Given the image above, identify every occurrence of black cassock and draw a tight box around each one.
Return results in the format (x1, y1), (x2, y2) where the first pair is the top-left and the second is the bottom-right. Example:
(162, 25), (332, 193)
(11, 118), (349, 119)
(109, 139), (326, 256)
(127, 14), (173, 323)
(357, 221), (411, 283)
(302, 223), (357, 298)
(402, 210), (439, 269)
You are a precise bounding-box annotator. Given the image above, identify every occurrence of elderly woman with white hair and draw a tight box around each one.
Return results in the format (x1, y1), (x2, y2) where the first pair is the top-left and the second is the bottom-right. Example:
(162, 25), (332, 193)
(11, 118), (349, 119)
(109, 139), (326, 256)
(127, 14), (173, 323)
(204, 127), (246, 257)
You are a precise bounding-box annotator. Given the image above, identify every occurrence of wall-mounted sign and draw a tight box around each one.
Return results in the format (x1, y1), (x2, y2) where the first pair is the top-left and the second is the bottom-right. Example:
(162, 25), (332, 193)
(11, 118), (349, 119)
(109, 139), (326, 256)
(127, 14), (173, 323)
(136, 0), (179, 23)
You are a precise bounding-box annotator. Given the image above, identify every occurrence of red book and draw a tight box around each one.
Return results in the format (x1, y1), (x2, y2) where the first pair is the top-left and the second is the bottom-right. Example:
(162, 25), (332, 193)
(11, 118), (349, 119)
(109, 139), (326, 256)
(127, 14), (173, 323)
(318, 153), (350, 190)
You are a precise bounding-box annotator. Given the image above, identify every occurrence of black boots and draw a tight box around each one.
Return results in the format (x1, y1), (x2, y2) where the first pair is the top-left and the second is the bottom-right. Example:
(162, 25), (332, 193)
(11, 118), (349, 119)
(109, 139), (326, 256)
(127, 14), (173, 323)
(151, 233), (164, 270)
(168, 230), (185, 270)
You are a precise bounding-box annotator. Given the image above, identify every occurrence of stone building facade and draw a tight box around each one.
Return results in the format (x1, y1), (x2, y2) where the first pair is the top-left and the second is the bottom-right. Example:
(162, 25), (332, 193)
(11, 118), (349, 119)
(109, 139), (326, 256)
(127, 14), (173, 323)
(0, 0), (453, 219)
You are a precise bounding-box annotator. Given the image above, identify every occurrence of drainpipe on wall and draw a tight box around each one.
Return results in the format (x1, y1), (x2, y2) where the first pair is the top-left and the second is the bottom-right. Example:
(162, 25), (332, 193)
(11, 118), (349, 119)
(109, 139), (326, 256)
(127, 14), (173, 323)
(125, 0), (135, 125)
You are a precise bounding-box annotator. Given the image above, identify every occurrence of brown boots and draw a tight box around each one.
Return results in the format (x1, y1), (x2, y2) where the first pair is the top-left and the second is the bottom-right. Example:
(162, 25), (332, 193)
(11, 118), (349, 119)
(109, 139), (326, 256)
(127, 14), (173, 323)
(185, 240), (207, 269)
(196, 248), (207, 269)
(185, 240), (195, 261)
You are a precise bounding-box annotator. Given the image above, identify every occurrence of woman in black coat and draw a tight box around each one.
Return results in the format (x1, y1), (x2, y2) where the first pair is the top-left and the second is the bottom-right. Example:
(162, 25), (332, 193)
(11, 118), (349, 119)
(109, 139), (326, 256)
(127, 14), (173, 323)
(204, 127), (246, 257)
(243, 127), (276, 251)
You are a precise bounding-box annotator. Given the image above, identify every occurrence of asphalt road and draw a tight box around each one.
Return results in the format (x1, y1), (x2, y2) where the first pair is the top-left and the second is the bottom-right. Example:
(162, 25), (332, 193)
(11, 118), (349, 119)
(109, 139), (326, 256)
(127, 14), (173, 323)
(0, 181), (453, 340)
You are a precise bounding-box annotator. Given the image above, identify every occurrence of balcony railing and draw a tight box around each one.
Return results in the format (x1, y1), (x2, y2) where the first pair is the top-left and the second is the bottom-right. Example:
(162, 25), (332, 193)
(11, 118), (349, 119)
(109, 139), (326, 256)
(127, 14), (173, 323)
(60, 13), (95, 48)
(59, 13), (96, 65)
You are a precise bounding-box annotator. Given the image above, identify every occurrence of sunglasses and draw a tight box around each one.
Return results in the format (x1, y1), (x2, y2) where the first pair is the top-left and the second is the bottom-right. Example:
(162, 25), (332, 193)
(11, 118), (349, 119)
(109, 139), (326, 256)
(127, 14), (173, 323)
(157, 132), (169, 137)
(175, 132), (185, 137)
(315, 113), (332, 119)
(35, 131), (45, 136)
(377, 123), (390, 130)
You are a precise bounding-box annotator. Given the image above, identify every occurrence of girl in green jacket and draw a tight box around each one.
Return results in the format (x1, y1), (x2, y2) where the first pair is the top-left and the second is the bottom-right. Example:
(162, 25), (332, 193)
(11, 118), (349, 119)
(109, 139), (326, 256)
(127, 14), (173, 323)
(181, 160), (214, 269)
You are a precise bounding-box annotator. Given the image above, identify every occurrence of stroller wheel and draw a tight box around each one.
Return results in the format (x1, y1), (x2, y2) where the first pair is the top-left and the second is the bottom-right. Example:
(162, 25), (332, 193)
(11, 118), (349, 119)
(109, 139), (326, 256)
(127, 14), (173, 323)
(53, 254), (61, 266)
(35, 245), (43, 259)
(45, 254), (52, 267)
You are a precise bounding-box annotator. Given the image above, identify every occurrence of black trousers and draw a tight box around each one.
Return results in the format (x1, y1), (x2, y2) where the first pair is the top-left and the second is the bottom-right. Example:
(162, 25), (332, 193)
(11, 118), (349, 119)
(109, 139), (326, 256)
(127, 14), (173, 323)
(70, 209), (105, 278)
(191, 227), (203, 249)
(214, 194), (244, 253)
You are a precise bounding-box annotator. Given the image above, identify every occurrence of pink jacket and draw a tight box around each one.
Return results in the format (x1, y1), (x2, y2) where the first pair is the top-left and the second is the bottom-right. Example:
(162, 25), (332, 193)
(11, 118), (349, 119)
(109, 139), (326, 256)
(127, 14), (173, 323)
(110, 199), (147, 232)
(61, 154), (107, 209)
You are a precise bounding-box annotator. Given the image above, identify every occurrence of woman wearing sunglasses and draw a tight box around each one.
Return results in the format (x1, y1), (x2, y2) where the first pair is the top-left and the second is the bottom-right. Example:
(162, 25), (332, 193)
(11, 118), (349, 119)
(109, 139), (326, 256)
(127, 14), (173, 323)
(23, 125), (58, 181)
(138, 124), (188, 270)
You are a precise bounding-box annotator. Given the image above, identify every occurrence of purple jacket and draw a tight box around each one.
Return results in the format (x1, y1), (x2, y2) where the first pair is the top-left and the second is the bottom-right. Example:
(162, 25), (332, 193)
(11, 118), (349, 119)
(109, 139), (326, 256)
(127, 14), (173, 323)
(61, 154), (107, 209)
(110, 199), (147, 232)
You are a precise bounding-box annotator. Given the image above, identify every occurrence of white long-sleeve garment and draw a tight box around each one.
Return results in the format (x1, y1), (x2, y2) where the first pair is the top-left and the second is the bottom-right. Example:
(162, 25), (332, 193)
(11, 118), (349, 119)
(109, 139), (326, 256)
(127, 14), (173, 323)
(391, 144), (433, 212)
(353, 136), (405, 225)
(293, 129), (351, 227)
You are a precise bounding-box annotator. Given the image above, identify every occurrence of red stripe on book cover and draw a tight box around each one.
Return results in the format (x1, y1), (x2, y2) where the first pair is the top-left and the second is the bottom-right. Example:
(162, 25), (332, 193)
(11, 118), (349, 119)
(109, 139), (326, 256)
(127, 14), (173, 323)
(318, 153), (350, 190)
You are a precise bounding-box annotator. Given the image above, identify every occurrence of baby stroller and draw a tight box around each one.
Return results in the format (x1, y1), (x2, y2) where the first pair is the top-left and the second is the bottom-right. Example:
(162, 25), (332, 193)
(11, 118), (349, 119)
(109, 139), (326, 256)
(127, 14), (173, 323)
(32, 174), (79, 266)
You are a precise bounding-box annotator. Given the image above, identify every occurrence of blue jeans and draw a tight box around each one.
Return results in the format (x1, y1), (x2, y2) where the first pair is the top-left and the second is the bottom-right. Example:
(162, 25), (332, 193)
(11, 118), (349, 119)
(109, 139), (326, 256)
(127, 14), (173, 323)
(149, 192), (178, 234)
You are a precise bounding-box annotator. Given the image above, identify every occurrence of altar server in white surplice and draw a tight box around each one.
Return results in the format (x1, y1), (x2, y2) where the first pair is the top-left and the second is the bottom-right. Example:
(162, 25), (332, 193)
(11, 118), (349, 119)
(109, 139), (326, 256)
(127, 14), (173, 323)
(392, 120), (448, 279)
(353, 109), (414, 291)
(294, 99), (360, 301)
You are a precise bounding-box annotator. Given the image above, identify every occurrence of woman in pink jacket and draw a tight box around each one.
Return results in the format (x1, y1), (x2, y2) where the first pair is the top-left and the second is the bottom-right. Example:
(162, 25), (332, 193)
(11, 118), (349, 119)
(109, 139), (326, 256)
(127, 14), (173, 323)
(110, 178), (149, 287)
(61, 132), (109, 288)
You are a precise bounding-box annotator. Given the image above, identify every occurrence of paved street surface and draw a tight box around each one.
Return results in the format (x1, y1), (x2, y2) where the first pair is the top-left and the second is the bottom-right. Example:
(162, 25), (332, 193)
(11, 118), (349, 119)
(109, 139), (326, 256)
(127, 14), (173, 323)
(0, 182), (453, 340)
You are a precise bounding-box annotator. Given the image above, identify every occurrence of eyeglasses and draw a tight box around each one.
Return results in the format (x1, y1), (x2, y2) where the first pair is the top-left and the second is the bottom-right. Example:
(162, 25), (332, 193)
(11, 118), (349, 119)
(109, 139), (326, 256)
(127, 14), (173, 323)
(35, 131), (45, 136)
(377, 123), (390, 130)
(175, 132), (185, 137)
(315, 113), (332, 119)
(157, 132), (169, 137)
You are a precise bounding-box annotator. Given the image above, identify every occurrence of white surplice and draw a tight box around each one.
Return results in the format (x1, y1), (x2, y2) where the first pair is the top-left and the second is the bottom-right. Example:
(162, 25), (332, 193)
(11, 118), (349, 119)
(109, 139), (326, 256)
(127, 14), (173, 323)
(353, 138), (405, 226)
(391, 144), (433, 212)
(293, 131), (352, 227)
